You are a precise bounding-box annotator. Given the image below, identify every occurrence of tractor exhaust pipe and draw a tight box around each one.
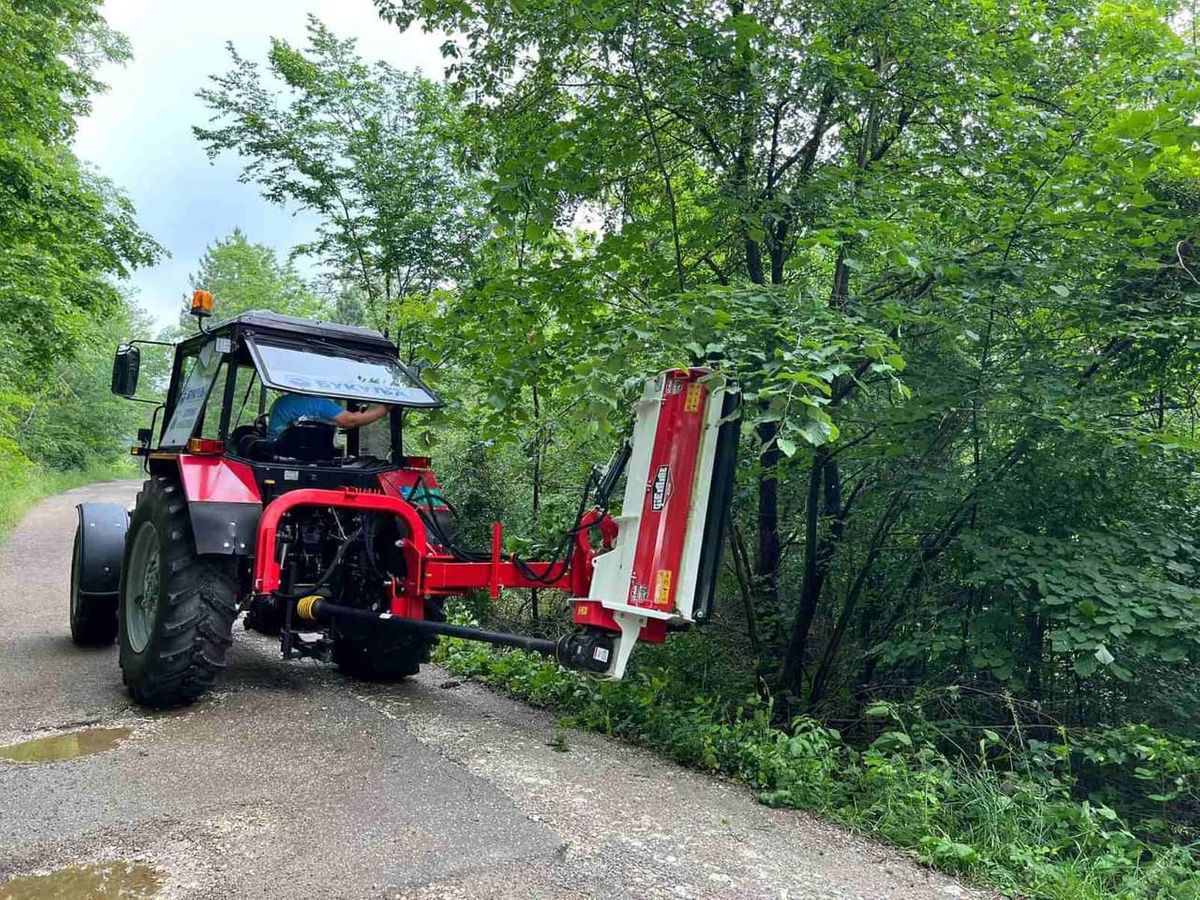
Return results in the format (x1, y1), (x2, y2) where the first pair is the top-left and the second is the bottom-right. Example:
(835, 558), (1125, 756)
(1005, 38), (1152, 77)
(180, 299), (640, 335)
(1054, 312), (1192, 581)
(294, 597), (615, 675)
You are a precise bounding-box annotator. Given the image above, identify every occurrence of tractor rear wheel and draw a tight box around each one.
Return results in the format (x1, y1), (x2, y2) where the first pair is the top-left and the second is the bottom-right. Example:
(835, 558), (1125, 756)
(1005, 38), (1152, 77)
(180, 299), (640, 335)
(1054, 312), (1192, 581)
(118, 477), (238, 707)
(332, 598), (444, 682)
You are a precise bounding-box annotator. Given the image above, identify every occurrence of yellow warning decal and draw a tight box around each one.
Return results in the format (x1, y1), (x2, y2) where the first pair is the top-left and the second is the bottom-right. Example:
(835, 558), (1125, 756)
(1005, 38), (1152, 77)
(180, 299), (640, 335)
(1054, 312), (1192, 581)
(684, 382), (703, 413)
(654, 569), (673, 607)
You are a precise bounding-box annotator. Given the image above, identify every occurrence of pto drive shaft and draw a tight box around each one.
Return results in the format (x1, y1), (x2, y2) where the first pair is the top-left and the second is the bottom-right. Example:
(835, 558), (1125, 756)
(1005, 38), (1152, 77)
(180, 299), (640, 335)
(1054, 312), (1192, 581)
(294, 596), (615, 675)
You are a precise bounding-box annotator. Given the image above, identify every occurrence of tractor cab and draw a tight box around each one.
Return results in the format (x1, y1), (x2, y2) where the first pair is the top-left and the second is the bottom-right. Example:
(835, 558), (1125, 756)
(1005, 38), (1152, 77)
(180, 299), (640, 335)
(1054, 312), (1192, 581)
(121, 309), (440, 467)
(116, 308), (453, 514)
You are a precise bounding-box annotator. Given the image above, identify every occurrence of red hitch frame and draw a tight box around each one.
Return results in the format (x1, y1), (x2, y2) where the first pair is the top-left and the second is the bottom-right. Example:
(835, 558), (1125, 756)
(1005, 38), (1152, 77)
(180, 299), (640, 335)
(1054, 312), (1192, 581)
(251, 486), (602, 618)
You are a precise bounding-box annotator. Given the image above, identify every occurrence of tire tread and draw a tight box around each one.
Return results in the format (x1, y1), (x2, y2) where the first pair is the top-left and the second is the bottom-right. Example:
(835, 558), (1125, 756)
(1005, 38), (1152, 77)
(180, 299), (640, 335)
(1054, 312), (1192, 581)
(119, 477), (238, 707)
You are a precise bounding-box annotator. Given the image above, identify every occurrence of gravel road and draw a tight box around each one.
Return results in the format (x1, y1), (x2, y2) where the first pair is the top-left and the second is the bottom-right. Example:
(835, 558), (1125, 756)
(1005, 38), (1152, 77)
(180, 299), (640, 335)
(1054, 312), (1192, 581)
(0, 481), (992, 899)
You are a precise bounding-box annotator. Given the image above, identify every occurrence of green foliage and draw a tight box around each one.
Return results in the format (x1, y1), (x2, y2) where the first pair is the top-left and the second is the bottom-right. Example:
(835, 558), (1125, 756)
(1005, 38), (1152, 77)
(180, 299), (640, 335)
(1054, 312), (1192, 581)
(0, 297), (154, 473)
(194, 16), (483, 332)
(0, 459), (136, 548)
(436, 626), (1200, 899)
(1066, 724), (1200, 824)
(0, 1), (158, 481)
(374, 0), (1200, 721)
(961, 527), (1200, 683)
(181, 227), (330, 326)
(0, 0), (160, 369)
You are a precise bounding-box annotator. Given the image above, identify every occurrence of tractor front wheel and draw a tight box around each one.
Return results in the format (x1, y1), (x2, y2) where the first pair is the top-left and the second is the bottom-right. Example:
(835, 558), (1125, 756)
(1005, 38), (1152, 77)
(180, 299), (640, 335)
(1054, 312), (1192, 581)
(118, 478), (238, 707)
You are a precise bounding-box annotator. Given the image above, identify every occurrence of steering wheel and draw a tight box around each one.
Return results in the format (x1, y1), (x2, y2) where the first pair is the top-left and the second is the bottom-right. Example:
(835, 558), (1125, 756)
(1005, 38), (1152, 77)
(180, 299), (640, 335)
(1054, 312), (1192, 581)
(254, 413), (270, 436)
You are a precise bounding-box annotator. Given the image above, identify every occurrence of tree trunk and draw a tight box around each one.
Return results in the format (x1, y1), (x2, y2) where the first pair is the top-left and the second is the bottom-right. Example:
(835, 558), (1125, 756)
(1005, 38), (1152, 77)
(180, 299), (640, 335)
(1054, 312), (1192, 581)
(777, 450), (826, 695)
(728, 523), (761, 659)
(746, 237), (765, 285)
(808, 488), (906, 708)
(755, 417), (782, 616)
(529, 379), (542, 623)
(1025, 608), (1046, 701)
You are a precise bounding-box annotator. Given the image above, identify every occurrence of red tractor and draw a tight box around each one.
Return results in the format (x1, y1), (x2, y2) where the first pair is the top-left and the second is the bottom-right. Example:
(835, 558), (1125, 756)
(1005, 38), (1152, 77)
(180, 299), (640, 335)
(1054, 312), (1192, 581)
(69, 295), (739, 707)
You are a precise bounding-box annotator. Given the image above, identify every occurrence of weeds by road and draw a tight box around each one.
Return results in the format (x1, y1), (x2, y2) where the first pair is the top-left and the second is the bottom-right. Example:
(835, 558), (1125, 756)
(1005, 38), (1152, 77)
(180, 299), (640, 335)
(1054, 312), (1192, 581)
(0, 463), (136, 548)
(437, 627), (1200, 900)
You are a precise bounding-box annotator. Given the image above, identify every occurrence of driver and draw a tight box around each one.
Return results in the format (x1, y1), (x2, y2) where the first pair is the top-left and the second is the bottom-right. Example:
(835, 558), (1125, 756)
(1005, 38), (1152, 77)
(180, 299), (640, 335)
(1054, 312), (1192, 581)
(267, 393), (391, 441)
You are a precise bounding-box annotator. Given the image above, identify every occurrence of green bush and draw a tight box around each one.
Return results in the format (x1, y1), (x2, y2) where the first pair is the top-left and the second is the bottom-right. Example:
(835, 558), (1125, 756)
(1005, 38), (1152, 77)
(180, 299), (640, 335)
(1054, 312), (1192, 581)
(435, 624), (1200, 900)
(1068, 725), (1200, 833)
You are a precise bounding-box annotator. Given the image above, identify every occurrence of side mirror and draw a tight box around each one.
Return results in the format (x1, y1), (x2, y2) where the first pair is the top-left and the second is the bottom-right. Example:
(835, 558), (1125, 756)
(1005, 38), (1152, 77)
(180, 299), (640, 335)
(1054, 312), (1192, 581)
(111, 345), (141, 397)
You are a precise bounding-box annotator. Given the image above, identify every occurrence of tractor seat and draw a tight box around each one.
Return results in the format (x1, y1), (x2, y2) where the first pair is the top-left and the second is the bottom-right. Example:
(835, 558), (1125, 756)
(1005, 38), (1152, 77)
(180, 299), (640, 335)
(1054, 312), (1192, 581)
(231, 424), (274, 462)
(271, 420), (338, 462)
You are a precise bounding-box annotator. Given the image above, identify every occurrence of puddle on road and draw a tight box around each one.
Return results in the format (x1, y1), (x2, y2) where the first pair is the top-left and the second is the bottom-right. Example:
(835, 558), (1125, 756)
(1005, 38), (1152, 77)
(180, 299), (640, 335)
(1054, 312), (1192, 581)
(0, 861), (162, 899)
(0, 727), (131, 763)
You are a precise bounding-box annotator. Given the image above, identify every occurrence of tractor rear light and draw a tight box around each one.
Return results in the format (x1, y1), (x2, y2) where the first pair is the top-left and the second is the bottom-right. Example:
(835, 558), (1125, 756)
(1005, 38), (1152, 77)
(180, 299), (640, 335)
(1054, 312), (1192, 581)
(186, 438), (224, 455)
(403, 455), (432, 468)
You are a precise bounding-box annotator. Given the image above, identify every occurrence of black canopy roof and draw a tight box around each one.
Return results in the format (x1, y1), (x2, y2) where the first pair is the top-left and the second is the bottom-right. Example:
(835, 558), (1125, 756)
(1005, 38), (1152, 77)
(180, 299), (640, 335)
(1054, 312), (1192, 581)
(179, 309), (397, 355)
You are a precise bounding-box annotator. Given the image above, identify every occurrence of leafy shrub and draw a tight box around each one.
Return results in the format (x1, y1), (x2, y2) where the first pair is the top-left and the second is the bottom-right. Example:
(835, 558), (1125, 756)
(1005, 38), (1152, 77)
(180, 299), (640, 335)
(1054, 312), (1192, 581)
(0, 461), (137, 546)
(435, 622), (1200, 899)
(1069, 725), (1200, 832)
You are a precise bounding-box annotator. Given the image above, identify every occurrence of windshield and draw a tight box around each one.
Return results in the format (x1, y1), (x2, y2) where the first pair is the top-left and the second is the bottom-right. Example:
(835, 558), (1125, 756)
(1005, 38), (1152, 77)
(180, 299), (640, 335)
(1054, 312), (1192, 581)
(246, 336), (440, 407)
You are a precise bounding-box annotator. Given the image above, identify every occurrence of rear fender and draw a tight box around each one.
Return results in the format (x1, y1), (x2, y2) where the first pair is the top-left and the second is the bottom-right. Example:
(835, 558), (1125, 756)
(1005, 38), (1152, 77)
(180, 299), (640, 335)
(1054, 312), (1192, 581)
(176, 455), (262, 556)
(75, 503), (128, 596)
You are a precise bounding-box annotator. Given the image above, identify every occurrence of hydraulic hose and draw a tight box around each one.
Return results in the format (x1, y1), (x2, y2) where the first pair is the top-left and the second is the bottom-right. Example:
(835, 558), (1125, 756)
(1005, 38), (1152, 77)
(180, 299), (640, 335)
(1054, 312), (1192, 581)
(274, 525), (363, 599)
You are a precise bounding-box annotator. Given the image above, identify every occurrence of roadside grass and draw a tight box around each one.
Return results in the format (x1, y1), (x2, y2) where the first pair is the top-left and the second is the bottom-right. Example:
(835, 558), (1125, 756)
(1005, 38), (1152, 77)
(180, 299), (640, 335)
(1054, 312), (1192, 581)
(434, 624), (1200, 900)
(0, 460), (138, 547)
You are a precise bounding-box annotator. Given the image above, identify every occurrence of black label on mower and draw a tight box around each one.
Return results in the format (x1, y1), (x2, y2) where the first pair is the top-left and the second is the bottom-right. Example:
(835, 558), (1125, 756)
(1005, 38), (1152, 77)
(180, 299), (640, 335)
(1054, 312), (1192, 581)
(651, 465), (671, 511)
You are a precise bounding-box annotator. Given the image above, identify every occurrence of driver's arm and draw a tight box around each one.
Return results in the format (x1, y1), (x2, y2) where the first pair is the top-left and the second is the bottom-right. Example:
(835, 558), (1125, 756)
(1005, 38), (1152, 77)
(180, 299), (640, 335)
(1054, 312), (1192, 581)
(333, 404), (391, 430)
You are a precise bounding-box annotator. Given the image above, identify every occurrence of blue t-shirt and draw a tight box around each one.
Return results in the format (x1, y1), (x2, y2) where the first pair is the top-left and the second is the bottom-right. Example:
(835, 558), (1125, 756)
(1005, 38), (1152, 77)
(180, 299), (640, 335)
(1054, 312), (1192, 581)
(268, 394), (344, 440)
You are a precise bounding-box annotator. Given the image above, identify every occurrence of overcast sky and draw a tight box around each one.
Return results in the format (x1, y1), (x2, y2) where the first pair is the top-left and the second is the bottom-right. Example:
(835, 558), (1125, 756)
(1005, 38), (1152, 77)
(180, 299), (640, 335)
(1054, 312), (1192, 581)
(73, 0), (446, 328)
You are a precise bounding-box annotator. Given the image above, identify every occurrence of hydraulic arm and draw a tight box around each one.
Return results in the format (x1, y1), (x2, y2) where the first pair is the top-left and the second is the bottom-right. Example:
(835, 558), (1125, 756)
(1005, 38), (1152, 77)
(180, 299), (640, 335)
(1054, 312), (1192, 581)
(255, 368), (740, 680)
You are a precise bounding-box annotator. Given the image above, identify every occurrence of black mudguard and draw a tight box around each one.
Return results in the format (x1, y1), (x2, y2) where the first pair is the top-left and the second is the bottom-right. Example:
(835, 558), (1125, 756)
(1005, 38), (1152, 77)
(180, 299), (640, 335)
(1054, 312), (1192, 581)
(189, 501), (261, 556)
(75, 502), (129, 597)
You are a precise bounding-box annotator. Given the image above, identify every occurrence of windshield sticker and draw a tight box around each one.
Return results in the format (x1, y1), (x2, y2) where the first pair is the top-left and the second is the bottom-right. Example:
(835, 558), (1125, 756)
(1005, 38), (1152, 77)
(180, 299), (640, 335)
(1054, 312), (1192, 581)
(161, 345), (224, 447)
(275, 373), (427, 402)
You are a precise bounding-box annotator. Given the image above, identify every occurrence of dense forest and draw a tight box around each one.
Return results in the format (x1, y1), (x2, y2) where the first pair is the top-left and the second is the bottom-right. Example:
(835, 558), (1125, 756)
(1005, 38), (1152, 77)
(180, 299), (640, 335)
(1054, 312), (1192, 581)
(2, 0), (1198, 896)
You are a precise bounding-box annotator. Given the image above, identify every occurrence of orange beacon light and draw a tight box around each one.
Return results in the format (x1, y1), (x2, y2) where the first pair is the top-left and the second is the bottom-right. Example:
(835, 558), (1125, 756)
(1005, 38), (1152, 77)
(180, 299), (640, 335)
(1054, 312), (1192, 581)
(191, 289), (214, 318)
